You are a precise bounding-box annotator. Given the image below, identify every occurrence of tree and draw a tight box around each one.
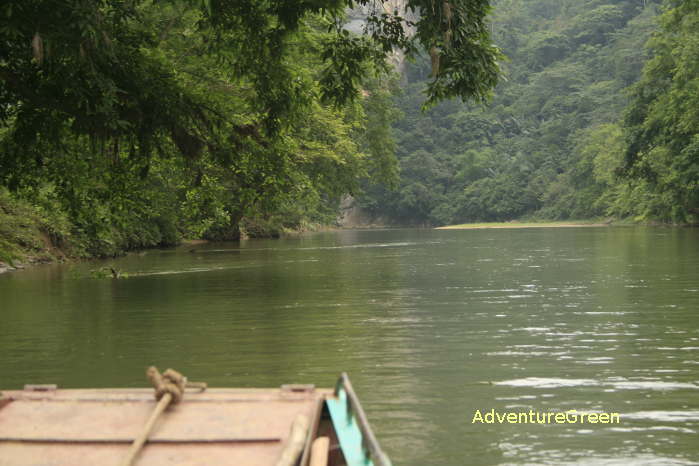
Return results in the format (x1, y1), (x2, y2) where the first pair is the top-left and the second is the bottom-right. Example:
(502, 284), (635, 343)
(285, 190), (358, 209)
(356, 0), (663, 226)
(623, 0), (699, 222)
(0, 1), (503, 253)
(0, 0), (501, 175)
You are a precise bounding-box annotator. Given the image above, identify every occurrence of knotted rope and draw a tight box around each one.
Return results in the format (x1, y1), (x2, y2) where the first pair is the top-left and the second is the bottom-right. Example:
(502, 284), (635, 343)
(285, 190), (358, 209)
(148, 366), (186, 403)
(119, 366), (192, 466)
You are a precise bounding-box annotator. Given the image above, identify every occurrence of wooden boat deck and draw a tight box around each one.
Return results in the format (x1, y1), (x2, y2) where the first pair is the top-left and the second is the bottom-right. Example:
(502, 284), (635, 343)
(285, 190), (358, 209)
(0, 385), (331, 465)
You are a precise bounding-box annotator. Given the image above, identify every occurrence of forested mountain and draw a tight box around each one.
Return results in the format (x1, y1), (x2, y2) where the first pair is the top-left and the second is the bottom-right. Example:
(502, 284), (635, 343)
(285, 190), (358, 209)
(358, 0), (698, 225)
(2, 0), (698, 266)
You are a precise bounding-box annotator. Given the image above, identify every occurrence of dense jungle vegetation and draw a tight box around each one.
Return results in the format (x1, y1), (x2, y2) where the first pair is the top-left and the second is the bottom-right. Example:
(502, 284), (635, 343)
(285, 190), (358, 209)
(0, 0), (498, 264)
(1, 0), (698, 266)
(358, 0), (699, 226)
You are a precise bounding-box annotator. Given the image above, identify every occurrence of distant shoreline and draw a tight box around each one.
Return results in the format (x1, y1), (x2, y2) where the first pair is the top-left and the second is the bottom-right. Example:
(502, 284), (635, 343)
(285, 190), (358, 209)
(435, 221), (610, 230)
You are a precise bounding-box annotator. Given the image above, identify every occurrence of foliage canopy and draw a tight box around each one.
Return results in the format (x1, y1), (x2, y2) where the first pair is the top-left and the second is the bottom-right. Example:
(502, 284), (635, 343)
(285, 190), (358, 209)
(357, 0), (690, 226)
(623, 0), (699, 221)
(0, 0), (500, 170)
(0, 1), (502, 257)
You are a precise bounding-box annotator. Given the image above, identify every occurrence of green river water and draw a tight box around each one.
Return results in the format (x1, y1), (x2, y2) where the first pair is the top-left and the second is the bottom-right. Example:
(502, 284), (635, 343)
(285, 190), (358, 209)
(1, 227), (699, 465)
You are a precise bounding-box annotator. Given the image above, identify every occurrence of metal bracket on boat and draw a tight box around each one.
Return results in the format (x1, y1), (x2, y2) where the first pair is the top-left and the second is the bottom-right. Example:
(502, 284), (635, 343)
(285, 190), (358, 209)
(327, 373), (392, 466)
(281, 384), (315, 394)
(24, 384), (57, 392)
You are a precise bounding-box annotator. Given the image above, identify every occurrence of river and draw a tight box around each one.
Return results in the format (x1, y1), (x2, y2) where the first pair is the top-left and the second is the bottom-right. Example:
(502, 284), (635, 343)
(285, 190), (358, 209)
(1, 227), (698, 465)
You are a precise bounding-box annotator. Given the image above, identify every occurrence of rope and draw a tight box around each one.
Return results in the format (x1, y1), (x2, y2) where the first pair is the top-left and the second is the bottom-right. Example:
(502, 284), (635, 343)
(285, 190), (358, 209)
(148, 366), (186, 403)
(119, 366), (187, 466)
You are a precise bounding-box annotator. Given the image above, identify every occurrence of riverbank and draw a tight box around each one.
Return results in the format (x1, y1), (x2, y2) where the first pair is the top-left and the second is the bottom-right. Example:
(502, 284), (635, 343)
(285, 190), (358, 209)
(435, 220), (612, 230)
(0, 188), (336, 274)
(0, 190), (72, 273)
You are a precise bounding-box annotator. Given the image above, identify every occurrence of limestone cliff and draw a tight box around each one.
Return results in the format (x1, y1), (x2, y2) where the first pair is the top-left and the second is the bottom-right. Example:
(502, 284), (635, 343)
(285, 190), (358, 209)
(338, 2), (414, 228)
(345, 0), (415, 71)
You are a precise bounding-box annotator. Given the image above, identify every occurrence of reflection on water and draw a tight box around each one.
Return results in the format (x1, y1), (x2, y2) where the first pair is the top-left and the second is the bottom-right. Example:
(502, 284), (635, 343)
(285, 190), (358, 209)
(1, 227), (699, 465)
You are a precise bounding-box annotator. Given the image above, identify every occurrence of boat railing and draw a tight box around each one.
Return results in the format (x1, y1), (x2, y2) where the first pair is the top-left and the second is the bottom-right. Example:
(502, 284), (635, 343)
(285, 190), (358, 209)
(333, 373), (392, 466)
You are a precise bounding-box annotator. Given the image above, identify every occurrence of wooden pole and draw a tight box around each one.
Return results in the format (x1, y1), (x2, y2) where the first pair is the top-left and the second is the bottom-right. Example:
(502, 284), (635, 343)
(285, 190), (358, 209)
(309, 436), (330, 466)
(119, 393), (172, 466)
(275, 414), (310, 466)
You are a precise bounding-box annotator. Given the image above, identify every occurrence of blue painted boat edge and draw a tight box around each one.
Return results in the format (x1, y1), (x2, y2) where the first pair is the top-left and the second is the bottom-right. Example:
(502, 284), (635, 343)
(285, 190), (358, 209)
(327, 387), (375, 466)
(326, 373), (392, 466)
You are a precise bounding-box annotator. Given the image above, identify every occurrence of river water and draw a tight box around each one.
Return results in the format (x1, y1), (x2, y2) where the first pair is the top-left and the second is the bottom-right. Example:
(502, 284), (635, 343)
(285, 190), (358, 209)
(1, 227), (698, 465)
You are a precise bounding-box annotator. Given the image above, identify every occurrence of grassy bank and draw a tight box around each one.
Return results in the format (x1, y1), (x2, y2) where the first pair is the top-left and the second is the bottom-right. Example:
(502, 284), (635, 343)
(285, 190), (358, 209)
(435, 220), (611, 230)
(0, 189), (74, 269)
(0, 187), (334, 272)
